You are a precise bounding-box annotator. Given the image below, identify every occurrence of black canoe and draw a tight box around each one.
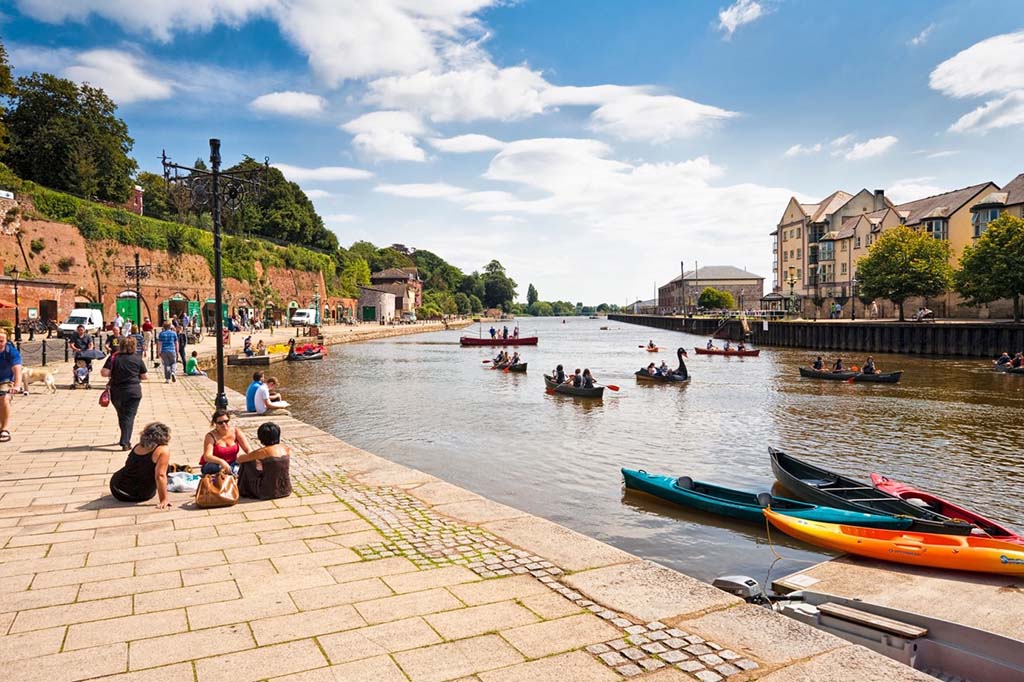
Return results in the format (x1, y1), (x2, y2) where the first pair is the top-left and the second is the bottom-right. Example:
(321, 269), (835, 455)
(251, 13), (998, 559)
(287, 351), (323, 362)
(1008, 367), (1024, 376)
(543, 374), (604, 398)
(769, 448), (974, 535)
(799, 367), (903, 383)
(506, 363), (527, 373)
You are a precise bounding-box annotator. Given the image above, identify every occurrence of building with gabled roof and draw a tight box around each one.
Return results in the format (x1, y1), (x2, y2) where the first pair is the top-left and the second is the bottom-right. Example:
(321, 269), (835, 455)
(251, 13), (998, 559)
(970, 173), (1024, 237)
(658, 265), (764, 312)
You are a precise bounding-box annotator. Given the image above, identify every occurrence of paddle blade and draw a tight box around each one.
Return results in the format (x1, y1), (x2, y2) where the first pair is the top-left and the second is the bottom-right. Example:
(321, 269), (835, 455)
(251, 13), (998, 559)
(503, 367), (510, 373)
(545, 388), (556, 394)
(845, 377), (855, 384)
(605, 384), (620, 391)
(482, 360), (491, 363)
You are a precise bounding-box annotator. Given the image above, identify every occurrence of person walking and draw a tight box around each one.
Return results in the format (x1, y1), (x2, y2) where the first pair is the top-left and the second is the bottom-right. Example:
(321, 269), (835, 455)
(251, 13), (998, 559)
(157, 321), (179, 383)
(141, 317), (154, 355)
(0, 330), (23, 443)
(101, 336), (147, 450)
(176, 322), (188, 368)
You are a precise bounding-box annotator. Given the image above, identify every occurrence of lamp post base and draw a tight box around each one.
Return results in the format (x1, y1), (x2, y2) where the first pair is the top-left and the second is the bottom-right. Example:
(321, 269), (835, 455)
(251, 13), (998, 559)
(215, 392), (228, 410)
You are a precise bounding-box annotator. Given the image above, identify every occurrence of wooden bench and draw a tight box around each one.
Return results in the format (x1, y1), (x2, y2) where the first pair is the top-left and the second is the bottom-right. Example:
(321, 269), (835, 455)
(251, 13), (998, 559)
(818, 602), (928, 639)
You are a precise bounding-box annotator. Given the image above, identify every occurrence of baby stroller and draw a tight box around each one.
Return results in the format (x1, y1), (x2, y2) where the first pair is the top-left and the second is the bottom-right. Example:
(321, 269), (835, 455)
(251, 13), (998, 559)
(72, 358), (91, 389)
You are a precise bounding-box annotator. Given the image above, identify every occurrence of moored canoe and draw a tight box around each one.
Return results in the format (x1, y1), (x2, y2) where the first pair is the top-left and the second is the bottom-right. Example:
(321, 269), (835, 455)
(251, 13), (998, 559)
(763, 508), (1024, 575)
(622, 470), (912, 528)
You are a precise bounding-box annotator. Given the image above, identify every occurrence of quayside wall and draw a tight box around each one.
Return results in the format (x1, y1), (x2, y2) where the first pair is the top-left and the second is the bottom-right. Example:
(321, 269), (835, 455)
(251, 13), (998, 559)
(608, 314), (1024, 358)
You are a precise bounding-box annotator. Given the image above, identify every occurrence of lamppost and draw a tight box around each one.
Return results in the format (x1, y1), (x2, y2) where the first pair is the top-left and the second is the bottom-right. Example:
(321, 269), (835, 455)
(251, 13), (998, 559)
(162, 140), (268, 409)
(313, 288), (321, 326)
(786, 266), (798, 318)
(851, 277), (858, 321)
(10, 266), (20, 342)
(124, 254), (152, 328)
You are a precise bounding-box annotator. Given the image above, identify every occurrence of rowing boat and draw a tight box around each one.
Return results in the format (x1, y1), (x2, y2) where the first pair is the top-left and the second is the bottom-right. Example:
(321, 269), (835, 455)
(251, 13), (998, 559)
(769, 448), (974, 535)
(543, 374), (604, 398)
(461, 336), (538, 346)
(622, 469), (912, 528)
(694, 347), (760, 357)
(764, 509), (1024, 575)
(871, 474), (1022, 544)
(1008, 367), (1024, 375)
(505, 363), (527, 373)
(286, 351), (323, 361)
(799, 367), (903, 383)
(635, 347), (690, 383)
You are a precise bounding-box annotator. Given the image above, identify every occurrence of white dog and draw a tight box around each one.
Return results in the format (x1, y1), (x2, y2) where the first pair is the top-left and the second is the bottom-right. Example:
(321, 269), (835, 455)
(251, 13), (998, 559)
(22, 366), (57, 394)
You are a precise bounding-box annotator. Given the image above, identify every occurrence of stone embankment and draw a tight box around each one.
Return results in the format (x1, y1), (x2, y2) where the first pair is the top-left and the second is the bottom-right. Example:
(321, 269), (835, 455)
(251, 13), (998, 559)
(0, 353), (936, 680)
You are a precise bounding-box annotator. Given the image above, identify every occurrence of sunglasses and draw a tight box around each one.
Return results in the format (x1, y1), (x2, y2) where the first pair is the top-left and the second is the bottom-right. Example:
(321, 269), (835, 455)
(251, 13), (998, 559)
(215, 419), (230, 425)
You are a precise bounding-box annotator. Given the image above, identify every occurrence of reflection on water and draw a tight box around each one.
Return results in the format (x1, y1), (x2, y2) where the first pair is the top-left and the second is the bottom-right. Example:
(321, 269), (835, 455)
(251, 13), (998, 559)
(224, 318), (1024, 582)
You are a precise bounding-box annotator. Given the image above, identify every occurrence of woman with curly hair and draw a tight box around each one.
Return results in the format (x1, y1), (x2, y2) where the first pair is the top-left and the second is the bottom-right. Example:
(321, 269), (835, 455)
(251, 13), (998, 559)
(108, 422), (172, 509)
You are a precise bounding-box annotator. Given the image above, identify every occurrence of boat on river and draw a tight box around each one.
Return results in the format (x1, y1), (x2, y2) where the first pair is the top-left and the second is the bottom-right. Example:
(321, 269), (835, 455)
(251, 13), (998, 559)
(286, 351), (323, 361)
(645, 346), (659, 352)
(543, 374), (604, 398)
(1008, 367), (1024, 375)
(622, 469), (912, 528)
(871, 474), (1022, 545)
(799, 367), (903, 383)
(503, 363), (527, 373)
(763, 509), (1024, 575)
(694, 347), (760, 357)
(635, 347), (690, 383)
(460, 336), (538, 347)
(769, 448), (974, 535)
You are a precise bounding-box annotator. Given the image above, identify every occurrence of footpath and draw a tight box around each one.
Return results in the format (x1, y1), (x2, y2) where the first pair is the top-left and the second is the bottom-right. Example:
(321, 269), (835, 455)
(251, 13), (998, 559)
(0, 371), (936, 680)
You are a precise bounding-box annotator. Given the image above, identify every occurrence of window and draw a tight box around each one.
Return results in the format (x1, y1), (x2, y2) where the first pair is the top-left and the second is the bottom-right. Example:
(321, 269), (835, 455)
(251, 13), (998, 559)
(797, 248), (802, 259)
(840, 241), (847, 252)
(783, 251), (788, 261)
(923, 219), (948, 240)
(855, 236), (861, 248)
(972, 208), (1002, 237)
(797, 269), (802, 280)
(796, 227), (801, 238)
(840, 262), (847, 275)
(818, 241), (835, 261)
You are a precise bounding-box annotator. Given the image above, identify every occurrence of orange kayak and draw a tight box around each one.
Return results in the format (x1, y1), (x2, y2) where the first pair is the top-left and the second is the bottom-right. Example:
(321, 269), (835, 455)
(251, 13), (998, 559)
(764, 508), (1024, 575)
(646, 346), (659, 352)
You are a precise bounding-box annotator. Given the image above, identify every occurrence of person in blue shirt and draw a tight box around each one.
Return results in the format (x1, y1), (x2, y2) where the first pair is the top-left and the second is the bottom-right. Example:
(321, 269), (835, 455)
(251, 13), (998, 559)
(0, 330), (23, 442)
(246, 371), (265, 412)
(157, 321), (180, 383)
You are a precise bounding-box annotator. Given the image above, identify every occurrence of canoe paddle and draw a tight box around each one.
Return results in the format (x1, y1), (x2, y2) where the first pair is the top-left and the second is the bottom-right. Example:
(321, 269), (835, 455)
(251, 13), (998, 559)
(597, 383), (620, 391)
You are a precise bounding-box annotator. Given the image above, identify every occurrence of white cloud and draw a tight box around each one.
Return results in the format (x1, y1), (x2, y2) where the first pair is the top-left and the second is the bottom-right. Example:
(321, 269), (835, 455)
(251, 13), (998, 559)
(542, 84), (650, 106)
(10, 46), (173, 104)
(374, 182), (467, 198)
(913, 150), (959, 159)
(488, 215), (527, 224)
(273, 163), (374, 181)
(250, 90), (326, 117)
(303, 189), (333, 199)
(844, 135), (898, 160)
(341, 110), (428, 162)
(830, 133), (854, 148)
(588, 94), (737, 142)
(886, 177), (948, 204)
(908, 23), (935, 47)
(948, 91), (1024, 133)
(930, 31), (1024, 133)
(323, 213), (358, 225)
(783, 142), (822, 158)
(428, 134), (506, 153)
(718, 0), (764, 38)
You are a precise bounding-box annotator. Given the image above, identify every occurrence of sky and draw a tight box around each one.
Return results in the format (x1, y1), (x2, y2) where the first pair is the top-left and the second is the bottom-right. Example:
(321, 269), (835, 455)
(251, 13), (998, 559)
(4, 0), (1024, 304)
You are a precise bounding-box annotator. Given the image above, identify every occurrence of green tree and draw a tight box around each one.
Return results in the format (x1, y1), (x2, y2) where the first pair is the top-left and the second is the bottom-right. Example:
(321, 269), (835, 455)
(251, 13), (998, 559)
(596, 303), (610, 312)
(697, 287), (735, 310)
(955, 214), (1024, 322)
(3, 72), (137, 201)
(468, 294), (483, 313)
(481, 259), (517, 309)
(527, 283), (538, 306)
(0, 40), (16, 155)
(454, 292), (471, 314)
(857, 226), (953, 321)
(136, 171), (174, 221)
(551, 300), (575, 315)
(528, 301), (553, 316)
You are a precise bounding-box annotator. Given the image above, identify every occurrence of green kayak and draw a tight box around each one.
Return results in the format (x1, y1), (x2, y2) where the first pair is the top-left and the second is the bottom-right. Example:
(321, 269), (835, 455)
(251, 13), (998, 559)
(622, 469), (913, 529)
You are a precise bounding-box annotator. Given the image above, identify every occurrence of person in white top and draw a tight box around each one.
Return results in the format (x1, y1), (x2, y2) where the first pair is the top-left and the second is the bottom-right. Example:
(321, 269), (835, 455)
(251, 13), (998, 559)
(254, 377), (288, 414)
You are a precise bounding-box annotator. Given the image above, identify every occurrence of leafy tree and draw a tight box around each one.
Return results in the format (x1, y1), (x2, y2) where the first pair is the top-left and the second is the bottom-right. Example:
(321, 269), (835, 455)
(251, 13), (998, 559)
(529, 301), (553, 316)
(955, 214), (1024, 321)
(3, 72), (137, 201)
(136, 171), (174, 221)
(527, 283), (538, 306)
(454, 292), (471, 314)
(482, 259), (517, 309)
(596, 303), (610, 312)
(857, 226), (953, 321)
(468, 294), (483, 313)
(551, 300), (575, 315)
(697, 287), (735, 310)
(0, 40), (16, 155)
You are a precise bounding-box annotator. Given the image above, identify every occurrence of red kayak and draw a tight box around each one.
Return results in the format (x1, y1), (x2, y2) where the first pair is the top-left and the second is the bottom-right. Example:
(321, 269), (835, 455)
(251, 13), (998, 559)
(460, 336), (538, 347)
(871, 474), (1022, 545)
(693, 347), (760, 357)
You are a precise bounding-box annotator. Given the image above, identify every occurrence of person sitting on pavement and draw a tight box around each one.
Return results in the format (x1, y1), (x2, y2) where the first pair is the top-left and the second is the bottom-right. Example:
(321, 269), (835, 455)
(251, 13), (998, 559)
(862, 357), (877, 375)
(832, 357), (845, 372)
(0, 330), (23, 443)
(995, 352), (1012, 366)
(199, 409), (253, 476)
(185, 351), (207, 376)
(255, 339), (266, 356)
(243, 336), (254, 357)
(255, 377), (287, 414)
(236, 422), (292, 500)
(245, 371), (265, 412)
(812, 356), (824, 371)
(108, 422), (172, 509)
(582, 368), (596, 389)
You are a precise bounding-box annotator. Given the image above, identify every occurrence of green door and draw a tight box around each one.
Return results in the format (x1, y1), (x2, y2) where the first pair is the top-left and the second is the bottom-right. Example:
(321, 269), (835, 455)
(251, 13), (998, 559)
(188, 301), (201, 320)
(361, 305), (376, 322)
(116, 298), (139, 326)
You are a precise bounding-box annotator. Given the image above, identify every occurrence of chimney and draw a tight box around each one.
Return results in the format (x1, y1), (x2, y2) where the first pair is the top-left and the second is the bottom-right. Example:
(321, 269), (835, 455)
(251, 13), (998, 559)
(873, 189), (885, 211)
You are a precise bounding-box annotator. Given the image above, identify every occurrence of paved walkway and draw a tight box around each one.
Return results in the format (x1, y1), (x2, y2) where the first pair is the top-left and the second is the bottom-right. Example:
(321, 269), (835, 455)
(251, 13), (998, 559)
(0, 375), (936, 680)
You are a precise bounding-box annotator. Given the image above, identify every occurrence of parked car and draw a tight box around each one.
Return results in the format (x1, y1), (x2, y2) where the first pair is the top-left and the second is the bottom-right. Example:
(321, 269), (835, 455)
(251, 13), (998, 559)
(57, 308), (104, 338)
(289, 309), (318, 326)
(400, 312), (417, 324)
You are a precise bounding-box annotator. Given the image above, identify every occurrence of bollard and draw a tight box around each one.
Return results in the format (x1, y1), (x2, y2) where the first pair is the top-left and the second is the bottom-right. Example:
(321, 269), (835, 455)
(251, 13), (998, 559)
(41, 339), (46, 366)
(65, 338), (69, 362)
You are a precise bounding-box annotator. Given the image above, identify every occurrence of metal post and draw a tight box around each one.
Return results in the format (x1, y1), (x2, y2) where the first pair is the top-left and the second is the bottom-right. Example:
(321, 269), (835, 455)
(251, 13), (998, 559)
(134, 253), (142, 328)
(41, 339), (46, 366)
(12, 268), (20, 343)
(210, 139), (228, 410)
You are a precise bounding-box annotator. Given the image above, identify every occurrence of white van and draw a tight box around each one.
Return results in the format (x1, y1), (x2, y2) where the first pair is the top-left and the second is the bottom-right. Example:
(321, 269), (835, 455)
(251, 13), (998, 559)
(58, 308), (105, 337)
(289, 309), (318, 326)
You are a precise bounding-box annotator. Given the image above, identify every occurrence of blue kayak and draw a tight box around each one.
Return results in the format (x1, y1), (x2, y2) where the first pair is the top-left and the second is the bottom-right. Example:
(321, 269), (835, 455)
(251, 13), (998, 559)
(621, 469), (913, 529)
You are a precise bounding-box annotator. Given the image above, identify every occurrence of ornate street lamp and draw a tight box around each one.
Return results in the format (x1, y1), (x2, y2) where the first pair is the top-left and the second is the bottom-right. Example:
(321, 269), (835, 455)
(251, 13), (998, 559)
(162, 140), (268, 409)
(124, 254), (152, 328)
(785, 265), (798, 318)
(851, 277), (858, 321)
(10, 266), (20, 342)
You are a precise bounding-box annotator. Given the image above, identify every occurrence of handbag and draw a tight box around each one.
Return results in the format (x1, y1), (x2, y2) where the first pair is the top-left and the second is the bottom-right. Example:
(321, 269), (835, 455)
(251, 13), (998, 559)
(195, 471), (239, 508)
(99, 386), (110, 407)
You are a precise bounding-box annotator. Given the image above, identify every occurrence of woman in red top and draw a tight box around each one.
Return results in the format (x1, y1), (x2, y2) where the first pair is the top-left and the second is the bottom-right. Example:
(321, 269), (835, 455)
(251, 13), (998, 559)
(199, 409), (253, 475)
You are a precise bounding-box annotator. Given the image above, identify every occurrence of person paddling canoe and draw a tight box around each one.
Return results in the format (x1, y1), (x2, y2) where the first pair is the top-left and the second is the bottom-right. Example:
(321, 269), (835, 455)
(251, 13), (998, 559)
(647, 339), (656, 350)
(832, 357), (844, 373)
(582, 368), (596, 389)
(862, 357), (877, 375)
(812, 356), (824, 371)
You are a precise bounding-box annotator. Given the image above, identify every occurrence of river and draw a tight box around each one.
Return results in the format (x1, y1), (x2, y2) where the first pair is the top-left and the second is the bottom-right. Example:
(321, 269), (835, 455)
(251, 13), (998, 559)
(224, 317), (1024, 583)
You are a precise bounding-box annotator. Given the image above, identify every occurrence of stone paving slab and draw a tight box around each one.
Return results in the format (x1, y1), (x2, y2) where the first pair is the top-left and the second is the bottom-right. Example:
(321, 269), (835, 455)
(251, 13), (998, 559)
(0, 369), (940, 681)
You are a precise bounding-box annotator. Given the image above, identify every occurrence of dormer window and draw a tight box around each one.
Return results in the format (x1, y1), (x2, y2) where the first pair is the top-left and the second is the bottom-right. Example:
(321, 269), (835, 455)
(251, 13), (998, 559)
(923, 219), (948, 240)
(971, 207), (1002, 237)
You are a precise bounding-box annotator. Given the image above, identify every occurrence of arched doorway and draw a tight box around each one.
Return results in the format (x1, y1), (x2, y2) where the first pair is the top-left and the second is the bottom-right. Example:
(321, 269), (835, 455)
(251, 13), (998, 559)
(287, 301), (299, 323)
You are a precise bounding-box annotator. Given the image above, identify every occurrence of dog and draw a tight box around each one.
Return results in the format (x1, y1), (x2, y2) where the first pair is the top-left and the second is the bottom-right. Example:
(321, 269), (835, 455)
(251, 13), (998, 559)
(22, 366), (57, 394)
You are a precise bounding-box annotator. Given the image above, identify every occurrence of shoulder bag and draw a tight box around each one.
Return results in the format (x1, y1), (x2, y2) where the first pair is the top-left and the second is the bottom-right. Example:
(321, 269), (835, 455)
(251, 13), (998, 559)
(195, 471), (239, 508)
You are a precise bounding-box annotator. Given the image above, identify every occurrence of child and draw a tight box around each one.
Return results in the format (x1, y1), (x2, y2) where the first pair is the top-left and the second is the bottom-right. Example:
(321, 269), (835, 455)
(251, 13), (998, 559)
(255, 339), (266, 356)
(185, 351), (207, 377)
(74, 359), (90, 388)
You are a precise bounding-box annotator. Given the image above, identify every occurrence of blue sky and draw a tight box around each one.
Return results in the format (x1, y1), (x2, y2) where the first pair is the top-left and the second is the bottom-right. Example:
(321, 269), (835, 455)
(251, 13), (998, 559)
(5, 0), (1024, 304)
